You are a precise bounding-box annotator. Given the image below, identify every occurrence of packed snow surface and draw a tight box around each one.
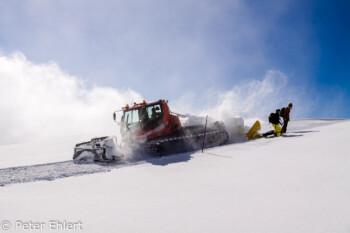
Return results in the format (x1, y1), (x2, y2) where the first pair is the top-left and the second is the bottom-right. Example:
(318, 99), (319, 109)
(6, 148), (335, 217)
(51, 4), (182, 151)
(0, 119), (349, 233)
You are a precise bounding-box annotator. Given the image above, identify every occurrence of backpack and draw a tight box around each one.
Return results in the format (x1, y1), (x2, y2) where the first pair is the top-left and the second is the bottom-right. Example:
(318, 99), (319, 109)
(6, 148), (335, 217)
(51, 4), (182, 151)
(268, 113), (278, 124)
(268, 113), (274, 124)
(269, 112), (281, 124)
(280, 107), (285, 117)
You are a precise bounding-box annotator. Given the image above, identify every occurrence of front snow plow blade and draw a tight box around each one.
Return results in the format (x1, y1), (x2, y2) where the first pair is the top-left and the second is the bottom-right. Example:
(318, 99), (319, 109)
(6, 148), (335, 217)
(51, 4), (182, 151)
(73, 136), (123, 162)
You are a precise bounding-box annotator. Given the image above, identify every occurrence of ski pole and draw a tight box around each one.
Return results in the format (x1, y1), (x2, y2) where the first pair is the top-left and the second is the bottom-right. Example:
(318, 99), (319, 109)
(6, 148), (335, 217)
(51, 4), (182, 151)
(202, 115), (208, 153)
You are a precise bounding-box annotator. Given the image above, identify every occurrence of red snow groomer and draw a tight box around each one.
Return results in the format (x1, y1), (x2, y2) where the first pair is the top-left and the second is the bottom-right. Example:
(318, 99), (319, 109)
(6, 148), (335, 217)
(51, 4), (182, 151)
(73, 100), (229, 162)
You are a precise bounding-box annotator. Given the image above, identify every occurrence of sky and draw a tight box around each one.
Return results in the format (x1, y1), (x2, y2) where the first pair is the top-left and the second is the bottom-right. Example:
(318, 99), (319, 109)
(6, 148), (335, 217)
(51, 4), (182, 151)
(0, 0), (349, 144)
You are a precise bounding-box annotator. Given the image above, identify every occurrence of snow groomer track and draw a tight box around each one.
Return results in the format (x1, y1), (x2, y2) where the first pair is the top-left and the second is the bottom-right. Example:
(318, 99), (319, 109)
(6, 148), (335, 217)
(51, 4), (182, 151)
(0, 155), (189, 186)
(0, 160), (117, 186)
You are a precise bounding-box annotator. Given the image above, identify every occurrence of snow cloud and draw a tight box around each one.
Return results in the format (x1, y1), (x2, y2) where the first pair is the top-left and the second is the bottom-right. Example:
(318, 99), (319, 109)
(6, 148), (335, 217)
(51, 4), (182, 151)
(0, 52), (314, 146)
(0, 52), (142, 145)
(204, 70), (290, 120)
(172, 70), (311, 125)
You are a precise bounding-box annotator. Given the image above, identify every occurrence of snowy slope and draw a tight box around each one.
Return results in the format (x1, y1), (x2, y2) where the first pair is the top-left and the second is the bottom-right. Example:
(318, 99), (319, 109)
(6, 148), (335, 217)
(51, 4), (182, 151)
(0, 119), (349, 233)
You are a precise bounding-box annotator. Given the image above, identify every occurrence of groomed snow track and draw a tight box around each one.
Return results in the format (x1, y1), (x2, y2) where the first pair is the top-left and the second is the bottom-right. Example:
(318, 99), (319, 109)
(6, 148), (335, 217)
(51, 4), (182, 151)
(0, 160), (116, 186)
(0, 153), (192, 186)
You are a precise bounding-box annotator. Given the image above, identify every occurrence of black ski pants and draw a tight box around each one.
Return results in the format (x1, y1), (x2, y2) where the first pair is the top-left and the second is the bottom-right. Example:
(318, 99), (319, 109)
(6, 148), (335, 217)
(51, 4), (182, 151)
(282, 120), (289, 133)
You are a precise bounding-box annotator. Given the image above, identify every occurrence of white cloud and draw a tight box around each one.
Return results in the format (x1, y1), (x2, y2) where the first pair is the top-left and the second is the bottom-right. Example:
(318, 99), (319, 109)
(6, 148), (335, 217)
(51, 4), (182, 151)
(0, 52), (143, 145)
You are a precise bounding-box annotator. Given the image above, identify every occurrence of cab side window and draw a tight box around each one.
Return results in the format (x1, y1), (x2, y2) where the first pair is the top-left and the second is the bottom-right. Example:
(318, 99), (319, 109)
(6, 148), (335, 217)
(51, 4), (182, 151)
(122, 109), (141, 134)
(145, 104), (163, 130)
(147, 104), (162, 119)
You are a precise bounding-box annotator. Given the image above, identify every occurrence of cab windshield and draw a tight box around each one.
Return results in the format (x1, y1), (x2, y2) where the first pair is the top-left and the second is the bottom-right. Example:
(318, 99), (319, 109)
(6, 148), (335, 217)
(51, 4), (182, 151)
(121, 103), (164, 135)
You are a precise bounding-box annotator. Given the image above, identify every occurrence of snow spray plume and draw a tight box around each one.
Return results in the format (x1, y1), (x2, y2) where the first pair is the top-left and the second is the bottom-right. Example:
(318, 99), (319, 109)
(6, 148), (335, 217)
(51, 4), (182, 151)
(203, 70), (289, 122)
(205, 70), (291, 137)
(173, 70), (305, 141)
(0, 52), (143, 145)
